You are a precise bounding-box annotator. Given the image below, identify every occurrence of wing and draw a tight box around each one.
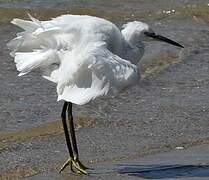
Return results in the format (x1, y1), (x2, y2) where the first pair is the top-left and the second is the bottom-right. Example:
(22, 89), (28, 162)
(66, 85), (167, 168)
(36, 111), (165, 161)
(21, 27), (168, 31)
(55, 41), (139, 105)
(7, 14), (139, 105)
(7, 14), (80, 78)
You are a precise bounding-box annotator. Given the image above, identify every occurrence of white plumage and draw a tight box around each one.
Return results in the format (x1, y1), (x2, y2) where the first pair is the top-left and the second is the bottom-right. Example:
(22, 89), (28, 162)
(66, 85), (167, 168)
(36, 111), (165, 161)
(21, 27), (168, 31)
(7, 14), (184, 174)
(8, 14), (183, 105)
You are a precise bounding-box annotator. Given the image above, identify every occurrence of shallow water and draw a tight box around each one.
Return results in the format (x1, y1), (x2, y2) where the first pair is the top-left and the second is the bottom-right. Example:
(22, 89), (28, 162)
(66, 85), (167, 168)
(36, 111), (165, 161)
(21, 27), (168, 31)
(0, 0), (209, 132)
(0, 0), (207, 11)
(1, 1), (209, 178)
(0, 0), (209, 178)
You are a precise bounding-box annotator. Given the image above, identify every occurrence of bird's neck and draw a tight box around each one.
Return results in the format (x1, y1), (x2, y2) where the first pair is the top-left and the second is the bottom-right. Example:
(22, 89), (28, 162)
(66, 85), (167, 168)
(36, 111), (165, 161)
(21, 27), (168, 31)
(122, 38), (145, 65)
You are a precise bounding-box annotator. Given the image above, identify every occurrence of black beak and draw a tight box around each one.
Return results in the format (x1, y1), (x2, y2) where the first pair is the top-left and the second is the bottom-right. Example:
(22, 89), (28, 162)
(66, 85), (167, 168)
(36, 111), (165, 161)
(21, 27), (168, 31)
(144, 32), (184, 48)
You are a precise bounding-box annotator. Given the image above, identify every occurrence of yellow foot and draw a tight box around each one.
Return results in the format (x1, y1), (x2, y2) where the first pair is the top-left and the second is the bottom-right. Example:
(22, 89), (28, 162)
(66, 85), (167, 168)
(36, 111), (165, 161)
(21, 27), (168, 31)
(59, 158), (89, 175)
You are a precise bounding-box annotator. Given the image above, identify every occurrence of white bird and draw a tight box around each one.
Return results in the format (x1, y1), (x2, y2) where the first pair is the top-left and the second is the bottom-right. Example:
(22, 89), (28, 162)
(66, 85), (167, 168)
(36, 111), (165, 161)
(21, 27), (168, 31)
(7, 14), (183, 174)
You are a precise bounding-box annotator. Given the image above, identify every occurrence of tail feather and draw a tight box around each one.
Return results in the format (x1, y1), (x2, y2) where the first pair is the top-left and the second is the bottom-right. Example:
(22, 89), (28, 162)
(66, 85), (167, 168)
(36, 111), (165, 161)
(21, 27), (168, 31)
(11, 13), (42, 31)
(11, 18), (39, 32)
(8, 14), (64, 52)
(27, 13), (43, 29)
(14, 50), (59, 76)
(8, 14), (67, 83)
(7, 36), (23, 52)
(8, 14), (42, 53)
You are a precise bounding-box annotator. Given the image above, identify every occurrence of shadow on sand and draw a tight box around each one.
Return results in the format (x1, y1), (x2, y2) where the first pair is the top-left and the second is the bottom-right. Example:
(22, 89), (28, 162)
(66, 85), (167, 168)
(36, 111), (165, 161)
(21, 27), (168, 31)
(116, 164), (209, 179)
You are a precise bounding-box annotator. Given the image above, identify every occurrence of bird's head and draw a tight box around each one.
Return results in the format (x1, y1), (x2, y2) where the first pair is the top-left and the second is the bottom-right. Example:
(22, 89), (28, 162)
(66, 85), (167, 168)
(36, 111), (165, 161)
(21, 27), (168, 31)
(122, 21), (184, 48)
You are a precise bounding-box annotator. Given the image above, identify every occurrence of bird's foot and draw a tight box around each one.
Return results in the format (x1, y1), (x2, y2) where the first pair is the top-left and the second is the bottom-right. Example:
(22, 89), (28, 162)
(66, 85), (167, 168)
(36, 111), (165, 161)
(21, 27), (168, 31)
(59, 158), (89, 174)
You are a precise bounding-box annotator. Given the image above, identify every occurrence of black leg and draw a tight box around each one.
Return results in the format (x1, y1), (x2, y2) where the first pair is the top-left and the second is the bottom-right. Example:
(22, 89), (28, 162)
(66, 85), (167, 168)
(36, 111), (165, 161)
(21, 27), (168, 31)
(60, 101), (74, 173)
(61, 101), (74, 158)
(60, 101), (88, 174)
(67, 102), (89, 171)
(67, 102), (79, 159)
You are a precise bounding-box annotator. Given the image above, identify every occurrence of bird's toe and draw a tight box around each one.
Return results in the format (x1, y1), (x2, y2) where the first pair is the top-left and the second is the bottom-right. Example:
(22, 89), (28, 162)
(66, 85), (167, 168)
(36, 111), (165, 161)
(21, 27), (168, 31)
(59, 157), (89, 175)
(72, 159), (89, 175)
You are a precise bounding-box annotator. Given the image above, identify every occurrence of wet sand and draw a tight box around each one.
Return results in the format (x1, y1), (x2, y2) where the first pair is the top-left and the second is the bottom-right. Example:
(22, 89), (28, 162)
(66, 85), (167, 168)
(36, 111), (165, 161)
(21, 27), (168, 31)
(1, 0), (209, 179)
(24, 144), (209, 180)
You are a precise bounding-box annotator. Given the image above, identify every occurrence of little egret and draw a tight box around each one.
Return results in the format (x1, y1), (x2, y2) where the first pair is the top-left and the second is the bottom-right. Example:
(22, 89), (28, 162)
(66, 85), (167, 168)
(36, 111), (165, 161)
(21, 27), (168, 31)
(7, 14), (183, 174)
